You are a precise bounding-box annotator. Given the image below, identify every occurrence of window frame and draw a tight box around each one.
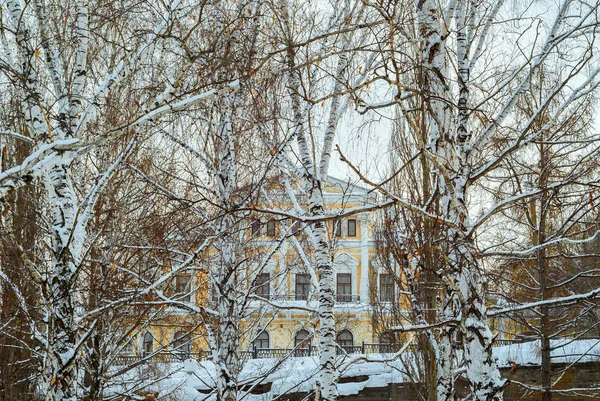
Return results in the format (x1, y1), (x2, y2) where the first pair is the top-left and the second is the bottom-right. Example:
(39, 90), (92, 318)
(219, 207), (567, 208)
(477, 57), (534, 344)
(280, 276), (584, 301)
(251, 220), (262, 236)
(143, 332), (154, 356)
(173, 331), (191, 357)
(294, 330), (312, 349)
(175, 274), (192, 302)
(253, 273), (271, 300)
(380, 273), (395, 303)
(266, 220), (276, 237)
(295, 273), (310, 301)
(347, 219), (357, 237)
(253, 331), (270, 349)
(336, 330), (354, 348)
(291, 221), (302, 237)
(332, 219), (342, 237)
(336, 273), (352, 302)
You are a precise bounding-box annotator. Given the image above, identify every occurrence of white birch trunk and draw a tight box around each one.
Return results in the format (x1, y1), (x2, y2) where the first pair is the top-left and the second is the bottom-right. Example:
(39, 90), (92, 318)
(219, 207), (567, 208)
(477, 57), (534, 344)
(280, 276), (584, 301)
(42, 154), (81, 401)
(290, 79), (339, 400)
(311, 195), (339, 401)
(0, 2), (188, 399)
(415, 1), (457, 400)
(451, 3), (504, 399)
(416, 1), (505, 399)
(284, 28), (338, 401)
(215, 233), (241, 401)
(2, 2), (88, 397)
(214, 95), (242, 401)
(279, 2), (365, 397)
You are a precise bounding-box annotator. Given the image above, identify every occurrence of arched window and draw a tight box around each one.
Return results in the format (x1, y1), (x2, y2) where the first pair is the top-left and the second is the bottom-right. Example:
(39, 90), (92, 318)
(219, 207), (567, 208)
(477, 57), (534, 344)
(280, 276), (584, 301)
(294, 330), (312, 349)
(253, 331), (269, 349)
(173, 331), (191, 358)
(253, 273), (270, 299)
(143, 332), (154, 356)
(336, 330), (354, 349)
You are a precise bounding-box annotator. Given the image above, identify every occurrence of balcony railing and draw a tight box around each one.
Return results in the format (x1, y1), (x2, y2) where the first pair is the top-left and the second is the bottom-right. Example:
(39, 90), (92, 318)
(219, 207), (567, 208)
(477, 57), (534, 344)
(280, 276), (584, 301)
(268, 294), (315, 301)
(494, 339), (517, 347)
(114, 351), (209, 365)
(265, 294), (361, 303)
(335, 294), (360, 303)
(114, 339), (518, 366)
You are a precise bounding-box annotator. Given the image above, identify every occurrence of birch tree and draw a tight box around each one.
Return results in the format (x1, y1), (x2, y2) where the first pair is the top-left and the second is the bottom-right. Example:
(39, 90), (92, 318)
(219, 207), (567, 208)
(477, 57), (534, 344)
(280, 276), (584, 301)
(122, 2), (295, 400)
(355, 1), (600, 400)
(272, 1), (378, 400)
(0, 0), (243, 399)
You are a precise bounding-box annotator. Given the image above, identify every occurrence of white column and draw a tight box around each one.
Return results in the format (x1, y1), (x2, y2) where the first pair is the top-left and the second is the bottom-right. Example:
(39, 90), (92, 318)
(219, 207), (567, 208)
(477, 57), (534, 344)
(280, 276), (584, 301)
(359, 214), (369, 303)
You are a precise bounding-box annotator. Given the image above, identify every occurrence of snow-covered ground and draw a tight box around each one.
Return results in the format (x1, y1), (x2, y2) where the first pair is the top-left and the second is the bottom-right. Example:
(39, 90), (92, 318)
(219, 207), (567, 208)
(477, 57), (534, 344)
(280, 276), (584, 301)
(494, 338), (600, 367)
(142, 355), (411, 400)
(112, 339), (600, 400)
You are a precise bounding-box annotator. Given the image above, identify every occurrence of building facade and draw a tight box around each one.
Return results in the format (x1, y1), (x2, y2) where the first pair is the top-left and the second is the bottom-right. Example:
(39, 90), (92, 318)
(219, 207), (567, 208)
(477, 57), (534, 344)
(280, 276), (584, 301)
(242, 177), (387, 351)
(133, 177), (402, 358)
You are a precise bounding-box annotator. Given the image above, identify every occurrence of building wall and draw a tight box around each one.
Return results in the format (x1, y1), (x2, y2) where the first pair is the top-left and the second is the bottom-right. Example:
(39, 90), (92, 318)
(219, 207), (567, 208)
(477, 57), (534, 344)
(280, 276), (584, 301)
(141, 179), (411, 354)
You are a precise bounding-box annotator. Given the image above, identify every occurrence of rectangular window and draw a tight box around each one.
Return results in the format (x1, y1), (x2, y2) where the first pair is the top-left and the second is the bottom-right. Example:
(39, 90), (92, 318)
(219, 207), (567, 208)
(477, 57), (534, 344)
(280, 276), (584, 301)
(292, 221), (302, 237)
(266, 220), (276, 237)
(251, 220), (262, 236)
(347, 219), (357, 237)
(210, 283), (217, 303)
(295, 274), (310, 300)
(175, 275), (191, 302)
(332, 219), (342, 237)
(380, 274), (395, 302)
(253, 273), (270, 300)
(336, 273), (352, 302)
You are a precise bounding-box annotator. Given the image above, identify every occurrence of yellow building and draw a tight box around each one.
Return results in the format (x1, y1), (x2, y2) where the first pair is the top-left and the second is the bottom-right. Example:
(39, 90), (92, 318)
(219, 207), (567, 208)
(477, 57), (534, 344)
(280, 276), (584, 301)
(238, 177), (398, 353)
(131, 177), (404, 360)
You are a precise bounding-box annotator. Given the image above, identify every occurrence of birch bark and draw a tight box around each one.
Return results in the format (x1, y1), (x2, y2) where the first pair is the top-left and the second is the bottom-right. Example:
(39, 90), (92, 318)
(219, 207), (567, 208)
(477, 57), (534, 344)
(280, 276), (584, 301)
(279, 2), (362, 399)
(3, 2), (84, 397)
(286, 58), (339, 400)
(414, 1), (458, 399)
(416, 1), (504, 399)
(0, 1), (216, 399)
(214, 95), (243, 401)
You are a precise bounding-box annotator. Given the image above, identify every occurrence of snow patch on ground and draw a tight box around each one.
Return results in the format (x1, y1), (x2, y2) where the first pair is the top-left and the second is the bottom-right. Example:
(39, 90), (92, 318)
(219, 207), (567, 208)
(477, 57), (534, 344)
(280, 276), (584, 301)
(112, 339), (600, 400)
(494, 338), (600, 368)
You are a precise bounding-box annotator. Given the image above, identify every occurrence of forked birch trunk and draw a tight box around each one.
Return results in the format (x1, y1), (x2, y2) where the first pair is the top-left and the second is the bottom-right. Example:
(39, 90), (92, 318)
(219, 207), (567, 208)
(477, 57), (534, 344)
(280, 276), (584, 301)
(417, 1), (504, 399)
(279, 1), (364, 396)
